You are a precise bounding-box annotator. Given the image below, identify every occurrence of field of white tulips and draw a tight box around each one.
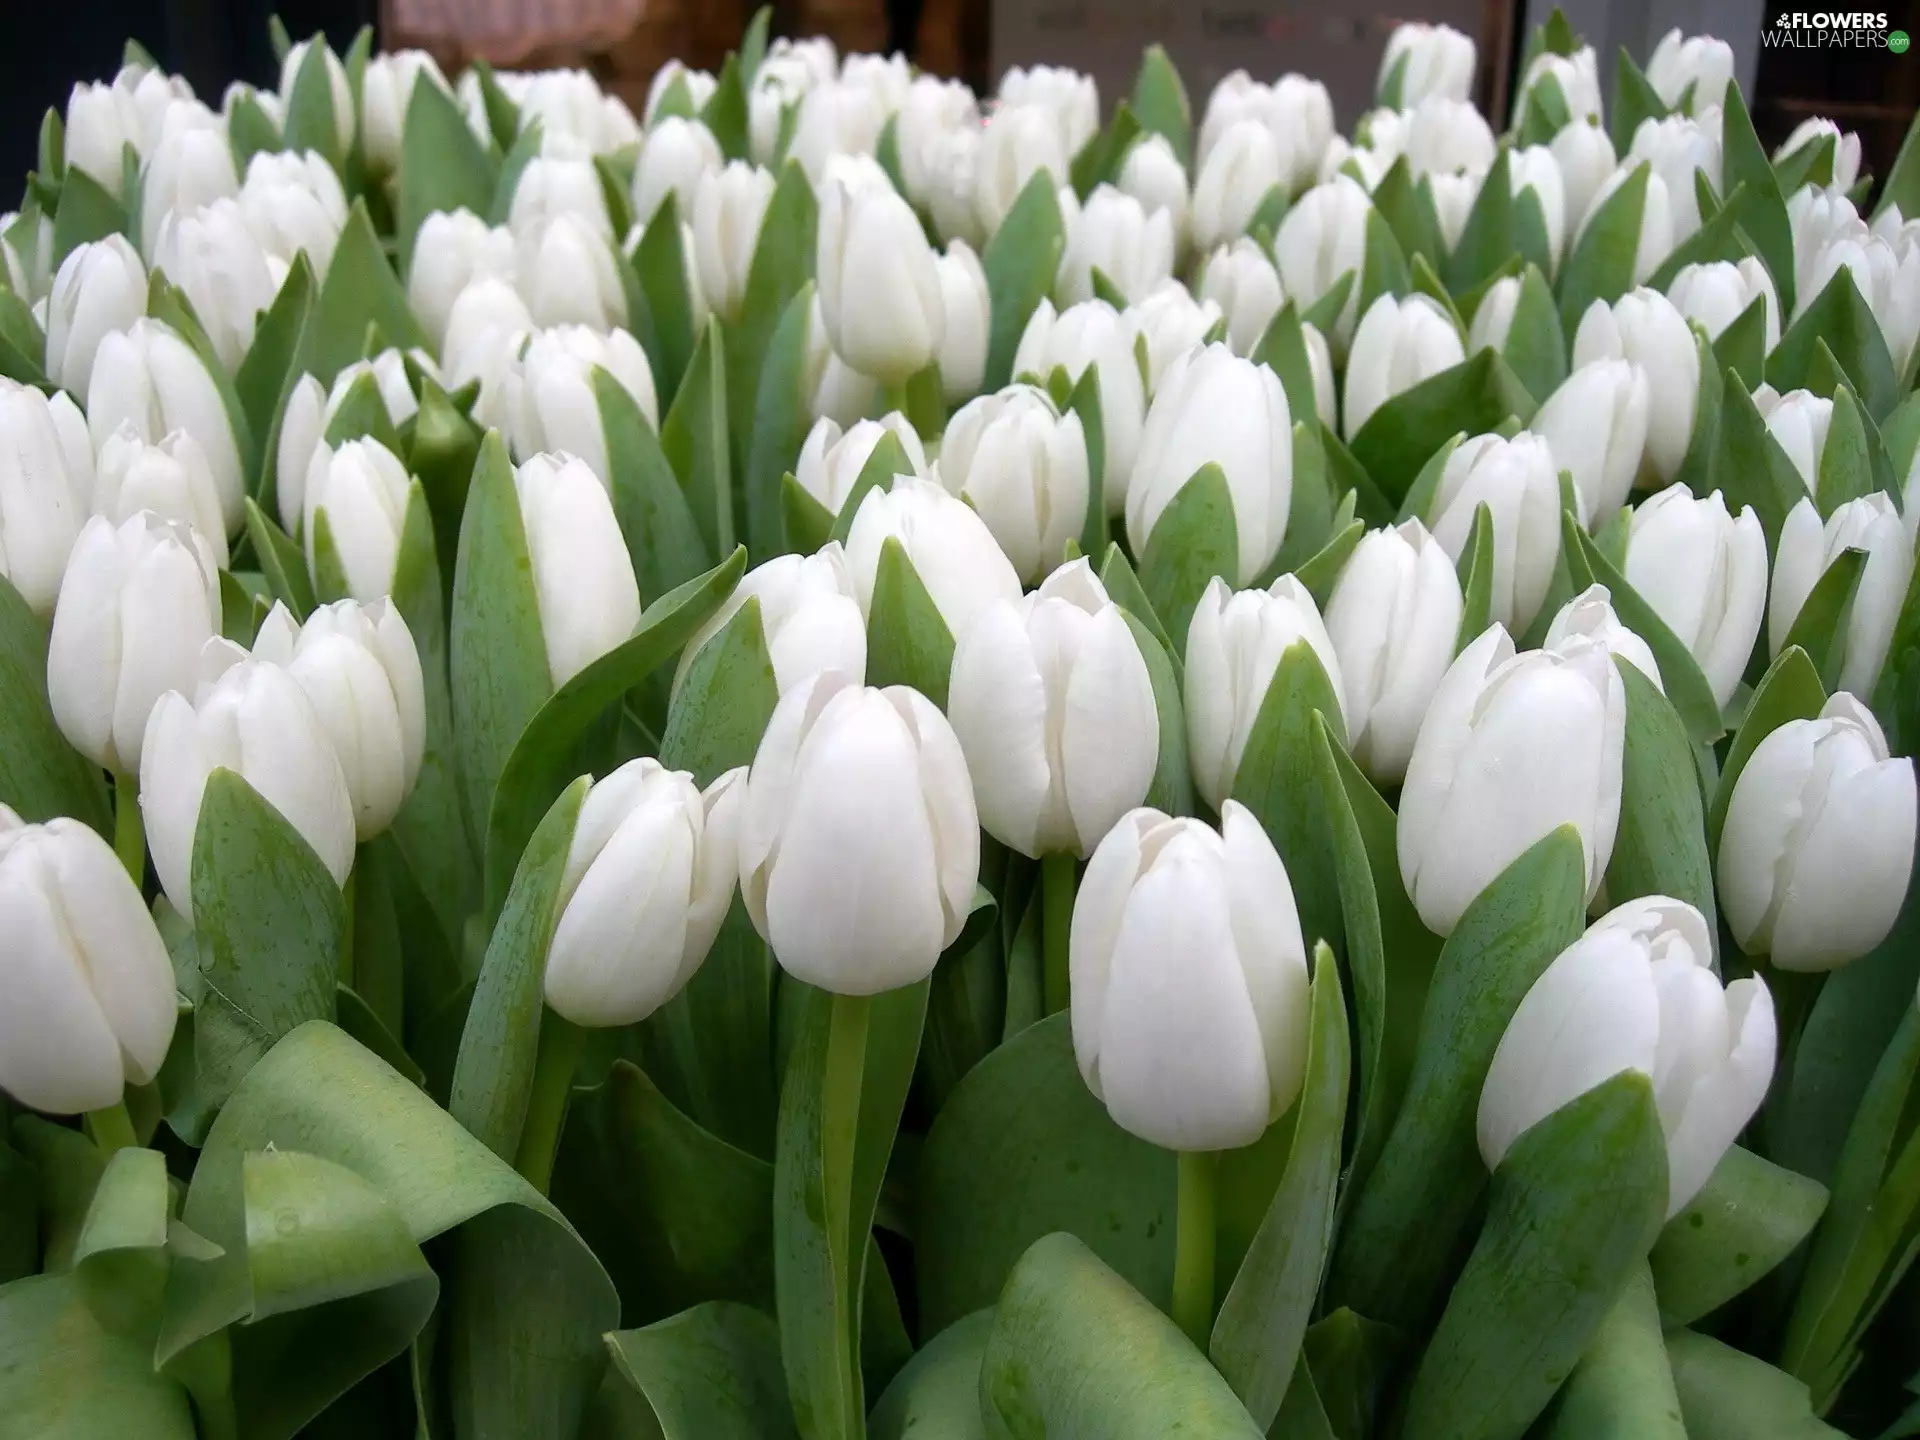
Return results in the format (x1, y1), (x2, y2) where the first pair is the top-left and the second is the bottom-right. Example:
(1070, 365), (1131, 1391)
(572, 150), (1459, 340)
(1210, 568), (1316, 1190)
(2, 7), (1920, 1436)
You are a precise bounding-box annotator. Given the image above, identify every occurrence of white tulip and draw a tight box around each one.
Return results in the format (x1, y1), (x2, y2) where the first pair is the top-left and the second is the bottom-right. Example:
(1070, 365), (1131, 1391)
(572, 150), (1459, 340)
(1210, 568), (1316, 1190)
(1197, 239), (1284, 358)
(1720, 693), (1916, 970)
(998, 64), (1099, 156)
(817, 178), (945, 385)
(220, 81), (282, 131)
(86, 320), (244, 534)
(300, 438), (411, 603)
(841, 52), (913, 117)
(1191, 120), (1282, 256)
(1519, 48), (1603, 125)
(1198, 73), (1333, 194)
(1533, 359), (1652, 526)
(507, 326), (658, 486)
(1624, 486), (1768, 709)
(237, 149), (348, 275)
(1275, 176), (1373, 345)
(516, 214), (627, 331)
(1770, 495), (1913, 698)
(360, 50), (450, 175)
(1399, 624), (1625, 935)
(407, 210), (518, 355)
(0, 382), (92, 615)
(748, 56), (814, 168)
(1058, 185), (1175, 308)
(1426, 431), (1564, 633)
(1126, 282), (1225, 395)
(795, 412), (929, 514)
(1380, 21), (1476, 105)
(934, 240), (990, 404)
(138, 103), (237, 255)
(937, 386), (1090, 585)
(1544, 584), (1664, 691)
(1127, 343), (1292, 584)
(1575, 161), (1673, 285)
(630, 117), (723, 228)
(1755, 387), (1831, 494)
(1325, 519), (1464, 784)
(788, 80), (886, 183)
(251, 599), (425, 839)
(150, 199), (278, 372)
(331, 347), (430, 429)
(675, 544), (867, 697)
(844, 476), (1022, 645)
(1666, 258), (1780, 350)
(688, 162), (773, 324)
(897, 76), (981, 206)
(1478, 896), (1774, 1215)
(512, 453), (642, 686)
(1013, 298), (1148, 510)
(738, 669), (979, 993)
(44, 236), (146, 398)
(1403, 96), (1496, 179)
(1788, 186), (1863, 299)
(1646, 29), (1735, 114)
(279, 38), (354, 152)
(1117, 135), (1191, 254)
(1571, 289), (1700, 485)
(115, 63), (196, 157)
(802, 296), (880, 425)
(1630, 110), (1723, 243)
(973, 103), (1070, 236)
(644, 61), (717, 124)
(507, 153), (611, 245)
(1343, 293), (1464, 441)
(1551, 119), (1617, 233)
(924, 125), (987, 248)
(440, 279), (534, 421)
(1776, 117), (1862, 195)
(1184, 573), (1344, 811)
(1800, 227), (1920, 377)
(276, 351), (434, 534)
(1428, 170), (1483, 253)
(1468, 274), (1522, 355)
(91, 427), (227, 566)
(516, 68), (637, 154)
(64, 81), (136, 199)
(0, 812), (178, 1114)
(1071, 800), (1311, 1151)
(1509, 145), (1568, 260)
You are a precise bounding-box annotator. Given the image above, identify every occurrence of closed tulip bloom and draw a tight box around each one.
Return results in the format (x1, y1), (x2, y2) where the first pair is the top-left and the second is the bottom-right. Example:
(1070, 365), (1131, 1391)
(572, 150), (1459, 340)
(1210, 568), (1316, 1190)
(1185, 574), (1345, 809)
(91, 427), (227, 566)
(1787, 186), (1863, 298)
(1197, 72), (1270, 166)
(1467, 274), (1522, 355)
(1776, 117), (1863, 194)
(1398, 625), (1626, 935)
(1551, 119), (1617, 232)
(1058, 185), (1175, 308)
(676, 544), (867, 697)
(788, 81), (886, 184)
(513, 453), (642, 686)
(44, 235), (147, 398)
(440, 279), (535, 418)
(795, 412), (929, 514)
(1343, 293), (1464, 441)
(841, 52), (914, 117)
(1519, 48), (1603, 126)
(237, 149), (348, 275)
(1646, 29), (1735, 114)
(46, 512), (219, 775)
(934, 240), (990, 404)
(897, 75), (980, 205)
(1427, 431), (1562, 632)
(1403, 96), (1497, 179)
(1380, 21), (1476, 105)
(1013, 299), (1148, 509)
(924, 125), (987, 249)
(644, 60), (718, 123)
(526, 70), (639, 153)
(630, 117), (723, 228)
(508, 326), (658, 486)
(516, 215), (627, 331)
(1509, 146), (1568, 261)
(87, 319), (245, 534)
(1755, 387), (1830, 494)
(1427, 171), (1482, 253)
(1325, 519), (1464, 784)
(1533, 359), (1652, 526)
(1117, 136), (1191, 254)
(1071, 801), (1311, 1151)
(1720, 694), (1917, 970)
(1127, 343), (1292, 584)
(279, 38), (354, 152)
(1666, 258), (1779, 350)
(509, 154), (613, 245)
(1275, 176), (1372, 345)
(1544, 584), (1663, 690)
(0, 812), (178, 1114)
(801, 297), (880, 425)
(973, 103), (1070, 237)
(361, 50), (449, 174)
(1126, 283), (1225, 395)
(1630, 111), (1723, 243)
(150, 200), (279, 372)
(1198, 239), (1284, 358)
(1624, 486), (1767, 709)
(276, 351), (434, 533)
(998, 64), (1099, 156)
(738, 669), (979, 993)
(1800, 228), (1920, 378)
(65, 81), (136, 199)
(1576, 161), (1674, 285)
(845, 477), (1022, 644)
(1770, 496), (1913, 698)
(689, 162), (773, 324)
(1479, 897), (1774, 1214)
(748, 57), (813, 168)
(1571, 289), (1699, 485)
(407, 210), (518, 354)
(1191, 120), (1283, 256)
(299, 438), (411, 603)
(0, 382), (93, 615)
(937, 386), (1090, 585)
(817, 178), (945, 385)
(138, 103), (238, 255)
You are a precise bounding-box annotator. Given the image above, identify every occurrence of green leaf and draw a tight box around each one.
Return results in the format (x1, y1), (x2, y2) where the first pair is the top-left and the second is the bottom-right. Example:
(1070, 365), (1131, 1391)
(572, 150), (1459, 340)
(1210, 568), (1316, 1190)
(586, 1303), (797, 1439)
(0, 289), (48, 387)
(663, 319), (734, 559)
(1769, 266), (1900, 423)
(740, 7), (772, 82)
(1292, 514), (1364, 611)
(1604, 660), (1717, 929)
(1251, 303), (1322, 441)
(1402, 1072), (1669, 1440)
(1649, 1146), (1828, 1326)
(1266, 425), (1337, 583)
(1300, 270), (1356, 341)
(1709, 646), (1825, 855)
(1874, 521), (1920, 755)
(1129, 44), (1192, 166)
(227, 90), (283, 172)
(1349, 348), (1536, 508)
(1710, 372), (1815, 549)
(1516, 71), (1572, 149)
(243, 497), (315, 620)
(1353, 206), (1411, 320)
(1558, 159), (1649, 334)
(1210, 946), (1349, 1428)
(0, 1275), (197, 1435)
(281, 33), (345, 170)
(633, 193), (697, 408)
(982, 174), (1067, 391)
(1781, 547), (1867, 695)
(746, 285), (816, 558)
(71, 1147), (184, 1345)
(0, 575), (110, 829)
(1713, 296), (1770, 391)
(980, 1233), (1264, 1437)
(1137, 463), (1236, 651)
(826, 430), (913, 547)
(1456, 502), (1496, 652)
(598, 364), (712, 603)
(404, 375), (480, 607)
(236, 252), (315, 460)
(703, 54), (750, 162)
(37, 107), (64, 187)
(321, 367), (401, 455)
(1816, 382), (1875, 513)
(1372, 159), (1445, 272)
(1671, 323), (1726, 494)
(728, 161), (817, 496)
(1609, 49), (1668, 155)
(1875, 106), (1920, 221)
(188, 768), (346, 1110)
(1539, 1263), (1685, 1439)
(395, 74), (496, 270)
(870, 1312), (991, 1440)
(782, 472), (834, 556)
(298, 199), (428, 387)
(1646, 182), (1758, 292)
(1716, 83), (1796, 316)
(1668, 1330), (1848, 1439)
(1099, 543), (1179, 676)
(1065, 364), (1107, 557)
(1447, 149), (1515, 295)
(490, 118), (544, 226)
(867, 537), (956, 707)
(1328, 826), (1590, 1332)
(1069, 101), (1142, 201)
(50, 164), (127, 264)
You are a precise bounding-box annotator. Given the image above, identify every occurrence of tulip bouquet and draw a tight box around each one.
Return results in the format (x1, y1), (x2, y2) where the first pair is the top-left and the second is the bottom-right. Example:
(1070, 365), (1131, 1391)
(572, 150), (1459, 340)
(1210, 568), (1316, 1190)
(4, 8), (1920, 1438)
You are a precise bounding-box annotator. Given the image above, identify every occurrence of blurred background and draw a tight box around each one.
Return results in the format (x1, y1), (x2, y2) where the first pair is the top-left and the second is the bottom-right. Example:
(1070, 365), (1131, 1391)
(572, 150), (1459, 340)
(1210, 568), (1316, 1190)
(4, 0), (1916, 186)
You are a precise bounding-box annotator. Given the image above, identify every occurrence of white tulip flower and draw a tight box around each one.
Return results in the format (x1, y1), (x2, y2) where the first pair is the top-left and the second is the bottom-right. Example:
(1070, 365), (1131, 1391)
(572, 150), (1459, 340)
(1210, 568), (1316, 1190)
(1755, 387), (1831, 494)
(237, 149), (348, 277)
(0, 208), (55, 304)
(1646, 29), (1735, 114)
(1013, 298), (1148, 510)
(440, 278), (535, 418)
(675, 544), (867, 697)
(631, 117), (723, 228)
(138, 103), (238, 255)
(44, 235), (147, 398)
(795, 413), (929, 515)
(973, 103), (1071, 237)
(64, 80), (136, 198)
(1428, 170), (1483, 253)
(1125, 282), (1224, 395)
(1776, 117), (1863, 194)
(1509, 145), (1568, 261)
(0, 382), (93, 614)
(999, 64), (1099, 156)
(1380, 22), (1476, 105)
(1343, 293), (1464, 440)
(1666, 258), (1780, 350)
(90, 427), (227, 567)
(1191, 120), (1283, 255)
(1551, 119), (1617, 232)
(406, 210), (518, 354)
(1544, 584), (1664, 691)
(897, 76), (981, 206)
(1467, 274), (1522, 355)
(1518, 48), (1603, 125)
(1624, 486), (1767, 709)
(802, 296), (880, 425)
(844, 476), (1022, 645)
(511, 452), (642, 687)
(300, 438), (411, 604)
(817, 177), (945, 385)
(360, 50), (450, 175)
(644, 61), (718, 124)
(1629, 110), (1724, 243)
(276, 350), (435, 534)
(279, 38), (354, 152)
(1402, 96), (1497, 179)
(842, 52), (913, 118)
(1770, 495), (1913, 698)
(1571, 289), (1700, 485)
(150, 199), (279, 372)
(1426, 430), (1563, 632)
(515, 214), (627, 330)
(689, 162), (774, 324)
(935, 240), (990, 404)
(1117, 135), (1191, 254)
(787, 80), (886, 184)
(1058, 185), (1176, 308)
(937, 386), (1090, 585)
(1275, 176), (1372, 345)
(1575, 161), (1674, 286)
(1533, 359), (1652, 526)
(88, 320), (244, 536)
(1197, 239), (1284, 358)
(507, 326), (658, 486)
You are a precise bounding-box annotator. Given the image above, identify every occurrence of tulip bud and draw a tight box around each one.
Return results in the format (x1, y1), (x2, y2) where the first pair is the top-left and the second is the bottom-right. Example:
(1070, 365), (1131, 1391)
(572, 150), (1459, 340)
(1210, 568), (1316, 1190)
(1398, 624), (1626, 935)
(1325, 519), (1464, 784)
(897, 76), (981, 206)
(506, 325), (658, 488)
(1666, 258), (1779, 350)
(645, 61), (718, 124)
(1624, 485), (1767, 709)
(1570, 289), (1699, 486)
(1343, 293), (1464, 440)
(543, 758), (744, 1026)
(1770, 495), (1913, 698)
(748, 58), (813, 168)
(508, 453), (642, 687)
(151, 199), (279, 372)
(842, 52), (913, 117)
(1127, 343), (1293, 584)
(1467, 274), (1521, 355)
(788, 81), (886, 184)
(937, 386), (1090, 584)
(1575, 161), (1674, 285)
(689, 162), (773, 324)
(1403, 96), (1496, 179)
(0, 812), (179, 1114)
(923, 125), (986, 249)
(1478, 896), (1774, 1214)
(517, 70), (637, 154)
(1013, 298), (1148, 509)
(45, 235), (147, 398)
(515, 215), (627, 331)
(816, 178), (945, 386)
(802, 296), (880, 425)
(1551, 119), (1617, 233)
(1197, 239), (1284, 358)
(1071, 800), (1311, 1151)
(238, 149), (349, 275)
(361, 50), (449, 175)
(1788, 186), (1862, 297)
(1646, 28), (1734, 114)
(139, 103), (238, 255)
(1777, 117), (1863, 195)
(0, 381), (93, 615)
(1380, 22), (1476, 106)
(1544, 584), (1663, 690)
(87, 319), (246, 534)
(510, 154), (613, 246)
(795, 412), (929, 514)
(1508, 145), (1568, 261)
(1518, 48), (1603, 125)
(1117, 135), (1191, 255)
(932, 240), (990, 404)
(1799, 228), (1920, 379)
(1426, 171), (1482, 254)
(1533, 359), (1652, 526)
(631, 117), (723, 229)
(1191, 120), (1283, 256)
(300, 438), (411, 603)
(64, 81), (135, 199)
(844, 475), (1022, 646)
(408, 210), (518, 355)
(276, 351), (431, 533)
(1426, 431), (1562, 632)
(1185, 573), (1345, 812)
(973, 104), (1070, 236)
(998, 64), (1099, 157)
(1127, 282), (1225, 395)
(1629, 111), (1724, 244)
(440, 279), (534, 423)
(676, 544), (867, 697)
(92, 427), (228, 566)
(250, 599), (425, 840)
(1275, 176), (1372, 345)
(279, 38), (354, 152)
(1057, 185), (1176, 309)
(738, 669), (979, 993)
(1754, 386), (1830, 494)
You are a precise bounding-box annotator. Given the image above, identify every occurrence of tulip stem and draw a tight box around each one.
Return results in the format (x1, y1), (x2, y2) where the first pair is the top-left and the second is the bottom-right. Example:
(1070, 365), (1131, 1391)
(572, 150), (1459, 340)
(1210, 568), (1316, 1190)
(112, 771), (144, 885)
(823, 990), (870, 1260)
(338, 866), (357, 993)
(1041, 852), (1077, 1015)
(85, 1100), (139, 1154)
(515, 1010), (585, 1194)
(1171, 1148), (1218, 1349)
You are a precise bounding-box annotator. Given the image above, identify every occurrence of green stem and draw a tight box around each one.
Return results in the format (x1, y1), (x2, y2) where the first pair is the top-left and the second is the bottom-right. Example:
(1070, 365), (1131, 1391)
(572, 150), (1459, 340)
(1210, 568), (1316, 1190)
(112, 771), (144, 884)
(338, 863), (358, 993)
(823, 990), (871, 1424)
(514, 1010), (585, 1194)
(1041, 852), (1077, 1016)
(1172, 1149), (1218, 1348)
(85, 1099), (139, 1154)
(877, 363), (946, 440)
